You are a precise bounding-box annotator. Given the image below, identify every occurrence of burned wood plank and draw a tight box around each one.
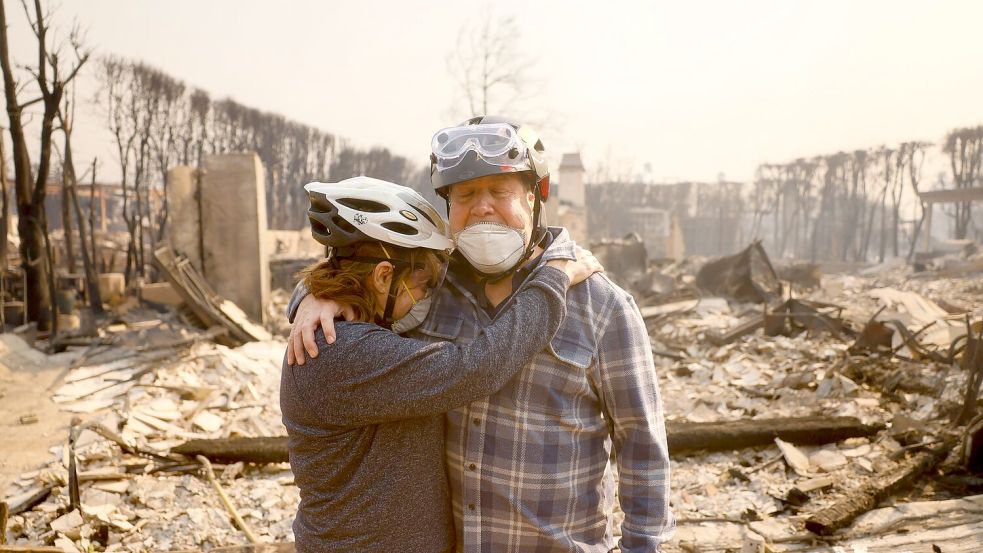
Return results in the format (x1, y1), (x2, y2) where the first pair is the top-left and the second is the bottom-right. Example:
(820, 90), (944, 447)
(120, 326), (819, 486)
(153, 246), (270, 346)
(666, 416), (885, 454)
(7, 487), (52, 516)
(956, 320), (983, 424)
(173, 437), (289, 464)
(177, 417), (885, 465)
(804, 439), (952, 536)
(0, 501), (7, 545)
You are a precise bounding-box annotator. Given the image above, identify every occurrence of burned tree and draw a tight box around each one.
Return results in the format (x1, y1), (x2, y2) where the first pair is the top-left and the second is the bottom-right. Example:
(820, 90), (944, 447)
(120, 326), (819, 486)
(58, 85), (102, 314)
(0, 128), (9, 272)
(147, 68), (185, 244)
(943, 125), (983, 240)
(446, 13), (533, 117)
(902, 142), (931, 261)
(750, 163), (780, 245)
(0, 0), (89, 331)
(809, 153), (848, 262)
(100, 56), (141, 282)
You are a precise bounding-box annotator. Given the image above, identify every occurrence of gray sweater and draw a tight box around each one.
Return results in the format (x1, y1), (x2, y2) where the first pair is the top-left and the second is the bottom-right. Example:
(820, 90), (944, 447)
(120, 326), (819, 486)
(280, 266), (569, 553)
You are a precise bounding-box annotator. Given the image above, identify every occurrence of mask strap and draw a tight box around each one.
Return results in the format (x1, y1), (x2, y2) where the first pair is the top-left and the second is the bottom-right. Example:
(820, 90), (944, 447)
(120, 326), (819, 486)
(401, 279), (418, 306)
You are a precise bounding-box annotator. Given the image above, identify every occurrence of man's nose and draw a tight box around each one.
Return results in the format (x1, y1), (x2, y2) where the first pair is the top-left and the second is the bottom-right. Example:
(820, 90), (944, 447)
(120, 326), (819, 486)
(470, 190), (495, 216)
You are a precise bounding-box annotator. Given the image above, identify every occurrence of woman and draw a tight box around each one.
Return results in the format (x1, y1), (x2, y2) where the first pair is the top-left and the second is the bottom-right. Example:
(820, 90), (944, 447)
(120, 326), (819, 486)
(281, 176), (600, 552)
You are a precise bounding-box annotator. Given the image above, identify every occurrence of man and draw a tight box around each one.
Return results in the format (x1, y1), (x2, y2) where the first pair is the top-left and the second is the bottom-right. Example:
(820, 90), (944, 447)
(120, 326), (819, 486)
(288, 116), (674, 552)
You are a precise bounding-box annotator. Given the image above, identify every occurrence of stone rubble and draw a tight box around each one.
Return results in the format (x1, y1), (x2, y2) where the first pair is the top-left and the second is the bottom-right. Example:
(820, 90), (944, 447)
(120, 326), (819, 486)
(2, 258), (982, 551)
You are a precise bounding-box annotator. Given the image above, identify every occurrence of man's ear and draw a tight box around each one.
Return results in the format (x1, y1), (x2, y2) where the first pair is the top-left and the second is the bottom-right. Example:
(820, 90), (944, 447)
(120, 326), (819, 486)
(370, 262), (394, 294)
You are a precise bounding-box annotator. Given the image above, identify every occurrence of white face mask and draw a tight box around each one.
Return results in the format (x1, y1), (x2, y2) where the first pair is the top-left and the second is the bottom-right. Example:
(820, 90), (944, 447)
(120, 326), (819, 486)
(453, 222), (527, 275)
(391, 294), (432, 333)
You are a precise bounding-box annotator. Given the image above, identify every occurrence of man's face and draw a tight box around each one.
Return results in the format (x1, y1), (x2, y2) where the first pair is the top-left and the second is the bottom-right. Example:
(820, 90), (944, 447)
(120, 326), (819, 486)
(446, 173), (535, 244)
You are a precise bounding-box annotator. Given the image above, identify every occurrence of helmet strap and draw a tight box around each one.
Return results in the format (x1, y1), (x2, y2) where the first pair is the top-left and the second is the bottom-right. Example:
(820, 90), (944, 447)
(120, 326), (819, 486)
(381, 277), (400, 324)
(376, 244), (404, 325)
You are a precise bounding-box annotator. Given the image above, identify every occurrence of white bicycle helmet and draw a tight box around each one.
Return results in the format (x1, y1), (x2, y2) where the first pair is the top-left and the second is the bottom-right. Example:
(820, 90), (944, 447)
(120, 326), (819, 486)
(305, 176), (453, 253)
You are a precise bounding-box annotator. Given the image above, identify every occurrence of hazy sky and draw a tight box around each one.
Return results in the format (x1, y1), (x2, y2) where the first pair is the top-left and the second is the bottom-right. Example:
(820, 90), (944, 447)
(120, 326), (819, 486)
(7, 0), (983, 183)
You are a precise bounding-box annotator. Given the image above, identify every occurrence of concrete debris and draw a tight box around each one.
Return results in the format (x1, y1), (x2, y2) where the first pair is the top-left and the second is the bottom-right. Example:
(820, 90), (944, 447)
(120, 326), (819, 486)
(2, 314), (292, 551)
(4, 241), (983, 552)
(638, 246), (983, 551)
(589, 233), (648, 288)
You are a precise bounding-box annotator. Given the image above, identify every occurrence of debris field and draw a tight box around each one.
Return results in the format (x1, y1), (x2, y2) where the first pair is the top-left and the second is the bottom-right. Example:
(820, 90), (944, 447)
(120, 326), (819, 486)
(2, 246), (983, 552)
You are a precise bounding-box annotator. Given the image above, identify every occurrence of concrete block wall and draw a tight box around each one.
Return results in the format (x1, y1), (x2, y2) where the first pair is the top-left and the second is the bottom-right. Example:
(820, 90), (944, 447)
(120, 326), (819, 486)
(166, 166), (203, 271)
(200, 153), (271, 324)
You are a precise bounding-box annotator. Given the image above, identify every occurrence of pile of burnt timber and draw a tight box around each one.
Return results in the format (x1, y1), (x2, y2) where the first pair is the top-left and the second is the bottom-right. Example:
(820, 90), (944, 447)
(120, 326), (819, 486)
(153, 246), (271, 346)
(805, 438), (956, 535)
(638, 240), (983, 551)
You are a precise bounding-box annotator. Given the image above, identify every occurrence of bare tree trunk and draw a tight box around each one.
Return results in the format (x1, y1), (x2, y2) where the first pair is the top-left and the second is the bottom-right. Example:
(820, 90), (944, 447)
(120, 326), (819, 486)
(89, 159), (98, 272)
(0, 1), (50, 329)
(155, 170), (170, 243)
(41, 209), (58, 341)
(60, 172), (75, 272)
(1, 0), (89, 331)
(877, 188), (887, 263)
(60, 106), (103, 314)
(906, 203), (926, 262)
(0, 130), (9, 272)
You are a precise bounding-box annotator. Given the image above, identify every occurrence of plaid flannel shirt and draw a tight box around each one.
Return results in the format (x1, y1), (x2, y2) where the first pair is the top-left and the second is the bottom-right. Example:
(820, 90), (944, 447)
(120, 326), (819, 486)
(412, 228), (674, 553)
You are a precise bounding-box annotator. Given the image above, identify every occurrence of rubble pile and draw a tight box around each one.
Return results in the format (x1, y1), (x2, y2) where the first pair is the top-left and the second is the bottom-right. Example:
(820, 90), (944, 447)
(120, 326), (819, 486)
(2, 244), (983, 552)
(641, 250), (983, 551)
(2, 318), (295, 552)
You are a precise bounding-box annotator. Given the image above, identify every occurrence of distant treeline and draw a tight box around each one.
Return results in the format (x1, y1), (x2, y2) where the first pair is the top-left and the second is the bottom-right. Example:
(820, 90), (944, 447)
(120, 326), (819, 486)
(751, 125), (981, 262)
(590, 125), (983, 262)
(98, 56), (435, 239)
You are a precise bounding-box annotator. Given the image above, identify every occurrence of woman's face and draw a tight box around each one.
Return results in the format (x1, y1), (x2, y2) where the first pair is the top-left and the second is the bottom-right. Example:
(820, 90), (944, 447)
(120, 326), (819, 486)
(373, 264), (435, 321)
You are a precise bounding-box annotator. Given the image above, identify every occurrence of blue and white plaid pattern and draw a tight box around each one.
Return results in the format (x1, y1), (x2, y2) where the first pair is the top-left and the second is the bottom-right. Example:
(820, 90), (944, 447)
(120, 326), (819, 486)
(414, 229), (674, 553)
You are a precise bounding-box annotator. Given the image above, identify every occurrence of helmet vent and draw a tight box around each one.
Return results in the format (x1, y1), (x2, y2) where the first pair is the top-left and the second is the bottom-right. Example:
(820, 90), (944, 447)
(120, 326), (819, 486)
(381, 222), (419, 236)
(337, 198), (390, 213)
(408, 204), (437, 227)
(309, 193), (333, 212)
(332, 215), (357, 233)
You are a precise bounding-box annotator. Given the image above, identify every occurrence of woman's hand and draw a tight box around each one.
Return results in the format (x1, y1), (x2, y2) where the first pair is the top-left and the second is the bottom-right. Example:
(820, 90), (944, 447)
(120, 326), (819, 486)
(546, 246), (604, 287)
(287, 295), (356, 365)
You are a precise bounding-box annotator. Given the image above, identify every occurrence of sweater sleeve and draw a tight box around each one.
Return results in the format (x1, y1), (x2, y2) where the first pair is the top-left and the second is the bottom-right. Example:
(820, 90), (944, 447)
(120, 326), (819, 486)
(284, 266), (570, 427)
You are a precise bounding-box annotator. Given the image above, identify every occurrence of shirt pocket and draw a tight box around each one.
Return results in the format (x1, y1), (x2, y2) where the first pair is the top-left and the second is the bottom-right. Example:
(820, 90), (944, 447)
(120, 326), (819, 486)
(504, 318), (598, 416)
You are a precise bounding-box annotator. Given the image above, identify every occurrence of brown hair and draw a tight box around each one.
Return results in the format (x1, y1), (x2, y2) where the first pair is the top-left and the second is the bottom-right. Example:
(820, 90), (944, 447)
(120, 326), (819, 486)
(295, 242), (446, 322)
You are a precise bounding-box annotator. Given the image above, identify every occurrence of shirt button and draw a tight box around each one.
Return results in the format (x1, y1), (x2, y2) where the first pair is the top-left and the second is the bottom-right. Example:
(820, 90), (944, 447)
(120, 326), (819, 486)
(472, 418), (480, 426)
(468, 463), (476, 471)
(468, 503), (476, 511)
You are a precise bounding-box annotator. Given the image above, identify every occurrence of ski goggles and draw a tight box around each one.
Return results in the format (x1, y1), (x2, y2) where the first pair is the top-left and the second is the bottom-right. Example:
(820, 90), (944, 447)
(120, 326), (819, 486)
(431, 123), (531, 172)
